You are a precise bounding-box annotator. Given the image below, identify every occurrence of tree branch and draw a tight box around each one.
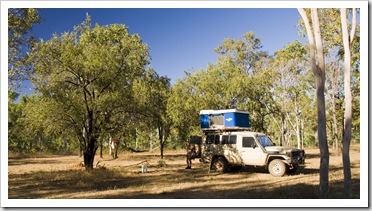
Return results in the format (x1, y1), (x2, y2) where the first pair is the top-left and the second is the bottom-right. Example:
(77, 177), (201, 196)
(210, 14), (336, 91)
(350, 8), (357, 45)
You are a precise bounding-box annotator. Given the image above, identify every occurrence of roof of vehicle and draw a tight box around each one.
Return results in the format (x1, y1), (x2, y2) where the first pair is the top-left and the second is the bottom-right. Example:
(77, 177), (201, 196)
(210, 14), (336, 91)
(223, 131), (266, 136)
(203, 130), (266, 136)
(200, 109), (249, 115)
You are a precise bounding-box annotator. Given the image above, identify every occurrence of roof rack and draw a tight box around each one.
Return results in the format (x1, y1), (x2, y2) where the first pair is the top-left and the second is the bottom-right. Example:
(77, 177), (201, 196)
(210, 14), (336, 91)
(201, 127), (251, 134)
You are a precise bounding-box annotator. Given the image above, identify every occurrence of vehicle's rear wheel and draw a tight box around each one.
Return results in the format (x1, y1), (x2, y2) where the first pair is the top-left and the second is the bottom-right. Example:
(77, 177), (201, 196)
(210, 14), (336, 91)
(211, 157), (228, 173)
(268, 159), (287, 177)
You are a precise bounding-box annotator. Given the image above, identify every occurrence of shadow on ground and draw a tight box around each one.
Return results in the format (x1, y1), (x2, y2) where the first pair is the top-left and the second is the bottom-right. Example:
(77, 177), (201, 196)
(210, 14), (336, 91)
(8, 163), (360, 199)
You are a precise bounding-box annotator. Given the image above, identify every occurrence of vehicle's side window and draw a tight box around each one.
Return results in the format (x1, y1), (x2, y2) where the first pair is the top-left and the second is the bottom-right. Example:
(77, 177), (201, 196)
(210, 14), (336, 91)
(206, 135), (214, 144)
(214, 135), (220, 144)
(242, 137), (256, 148)
(221, 135), (237, 144)
(229, 135), (237, 144)
(206, 135), (220, 144)
(221, 135), (229, 144)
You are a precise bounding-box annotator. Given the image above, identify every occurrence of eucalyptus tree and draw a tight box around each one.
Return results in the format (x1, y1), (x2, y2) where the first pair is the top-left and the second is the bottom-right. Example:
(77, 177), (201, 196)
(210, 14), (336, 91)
(132, 68), (171, 159)
(8, 8), (41, 89)
(169, 31), (278, 142)
(272, 41), (308, 148)
(168, 56), (247, 140)
(340, 7), (357, 199)
(30, 15), (150, 170)
(196, 56), (248, 110)
(325, 48), (344, 152)
(298, 8), (329, 199)
(8, 90), (25, 151)
(214, 33), (275, 132)
(215, 32), (268, 75)
(8, 93), (67, 153)
(317, 9), (352, 153)
(168, 71), (204, 143)
(298, 8), (360, 198)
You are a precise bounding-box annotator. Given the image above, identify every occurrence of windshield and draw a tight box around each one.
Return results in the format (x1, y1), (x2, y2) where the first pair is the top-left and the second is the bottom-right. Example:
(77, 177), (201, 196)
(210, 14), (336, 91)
(257, 135), (274, 147)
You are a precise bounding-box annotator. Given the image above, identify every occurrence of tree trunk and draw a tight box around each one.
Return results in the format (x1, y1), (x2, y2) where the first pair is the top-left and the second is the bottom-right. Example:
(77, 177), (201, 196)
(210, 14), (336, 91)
(331, 90), (339, 153)
(149, 132), (153, 152)
(295, 114), (301, 149)
(301, 119), (304, 149)
(160, 143), (164, 159)
(83, 137), (98, 171)
(340, 8), (354, 199)
(99, 137), (103, 158)
(158, 125), (164, 159)
(298, 8), (329, 198)
(135, 128), (138, 150)
(313, 8), (330, 199)
(280, 115), (285, 146)
(79, 143), (83, 157)
(295, 98), (301, 149)
(315, 73), (330, 199)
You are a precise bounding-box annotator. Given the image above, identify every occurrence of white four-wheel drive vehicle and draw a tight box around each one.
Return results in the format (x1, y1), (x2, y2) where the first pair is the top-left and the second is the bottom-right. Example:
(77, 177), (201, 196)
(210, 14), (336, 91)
(198, 130), (305, 177)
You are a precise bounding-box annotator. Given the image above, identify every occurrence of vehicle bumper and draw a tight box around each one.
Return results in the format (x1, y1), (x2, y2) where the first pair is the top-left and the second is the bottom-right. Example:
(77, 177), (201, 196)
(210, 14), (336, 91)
(283, 157), (305, 165)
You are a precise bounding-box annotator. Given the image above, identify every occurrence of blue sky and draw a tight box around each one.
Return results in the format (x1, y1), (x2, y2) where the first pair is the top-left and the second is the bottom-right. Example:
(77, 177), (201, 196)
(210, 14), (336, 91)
(25, 8), (305, 91)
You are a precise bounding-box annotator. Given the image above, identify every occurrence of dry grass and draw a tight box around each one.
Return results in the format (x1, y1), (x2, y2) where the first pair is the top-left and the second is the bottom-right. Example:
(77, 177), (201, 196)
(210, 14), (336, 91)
(8, 145), (360, 199)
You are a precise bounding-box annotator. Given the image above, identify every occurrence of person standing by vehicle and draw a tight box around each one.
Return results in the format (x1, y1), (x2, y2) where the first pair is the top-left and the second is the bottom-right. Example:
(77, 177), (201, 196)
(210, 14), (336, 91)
(185, 138), (200, 169)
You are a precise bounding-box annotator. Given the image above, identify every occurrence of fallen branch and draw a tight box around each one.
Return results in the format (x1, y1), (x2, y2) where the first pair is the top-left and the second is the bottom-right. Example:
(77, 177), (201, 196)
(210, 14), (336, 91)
(122, 160), (151, 168)
(127, 147), (148, 153)
(96, 161), (106, 169)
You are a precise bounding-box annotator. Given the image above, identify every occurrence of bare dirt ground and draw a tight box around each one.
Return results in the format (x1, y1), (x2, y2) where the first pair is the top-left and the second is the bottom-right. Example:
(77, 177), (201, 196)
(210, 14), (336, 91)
(8, 145), (360, 199)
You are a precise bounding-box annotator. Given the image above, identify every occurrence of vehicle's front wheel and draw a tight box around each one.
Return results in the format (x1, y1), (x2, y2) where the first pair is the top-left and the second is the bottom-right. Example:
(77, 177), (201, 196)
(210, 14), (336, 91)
(211, 157), (228, 173)
(268, 159), (287, 177)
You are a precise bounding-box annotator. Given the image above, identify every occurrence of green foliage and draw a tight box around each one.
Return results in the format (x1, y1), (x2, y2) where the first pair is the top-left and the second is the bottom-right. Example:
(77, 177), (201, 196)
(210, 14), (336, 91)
(296, 8), (360, 148)
(10, 9), (360, 156)
(8, 91), (79, 154)
(132, 68), (172, 157)
(168, 46), (275, 139)
(29, 15), (150, 169)
(8, 8), (41, 89)
(215, 32), (268, 74)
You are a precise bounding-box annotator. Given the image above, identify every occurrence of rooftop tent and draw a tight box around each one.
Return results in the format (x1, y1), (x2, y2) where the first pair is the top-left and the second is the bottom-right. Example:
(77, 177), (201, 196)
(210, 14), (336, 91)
(199, 109), (250, 130)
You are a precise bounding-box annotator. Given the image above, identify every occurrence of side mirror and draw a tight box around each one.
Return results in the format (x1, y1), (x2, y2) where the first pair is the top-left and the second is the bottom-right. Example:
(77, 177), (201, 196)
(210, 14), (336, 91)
(251, 143), (257, 149)
(273, 143), (276, 146)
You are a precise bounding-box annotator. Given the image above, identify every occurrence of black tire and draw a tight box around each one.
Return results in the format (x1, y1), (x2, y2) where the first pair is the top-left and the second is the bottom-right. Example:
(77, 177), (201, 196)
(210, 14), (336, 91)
(268, 159), (287, 177)
(211, 157), (228, 173)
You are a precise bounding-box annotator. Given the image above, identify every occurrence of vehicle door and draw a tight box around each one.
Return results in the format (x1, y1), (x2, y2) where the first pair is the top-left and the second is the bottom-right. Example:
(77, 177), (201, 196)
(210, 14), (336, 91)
(239, 136), (267, 166)
(221, 135), (240, 164)
(202, 134), (221, 162)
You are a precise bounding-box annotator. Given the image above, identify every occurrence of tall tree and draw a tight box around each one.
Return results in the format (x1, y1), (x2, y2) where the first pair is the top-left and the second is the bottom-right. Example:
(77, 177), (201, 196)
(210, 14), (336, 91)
(133, 69), (171, 159)
(326, 49), (343, 152)
(298, 8), (329, 198)
(215, 32), (268, 74)
(30, 15), (149, 170)
(273, 41), (307, 148)
(8, 8), (41, 89)
(340, 8), (357, 199)
(168, 72), (204, 142)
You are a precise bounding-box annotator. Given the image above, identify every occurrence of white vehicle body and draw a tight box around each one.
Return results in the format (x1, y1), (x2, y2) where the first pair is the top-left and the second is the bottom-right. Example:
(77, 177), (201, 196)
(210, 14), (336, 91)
(199, 130), (305, 177)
